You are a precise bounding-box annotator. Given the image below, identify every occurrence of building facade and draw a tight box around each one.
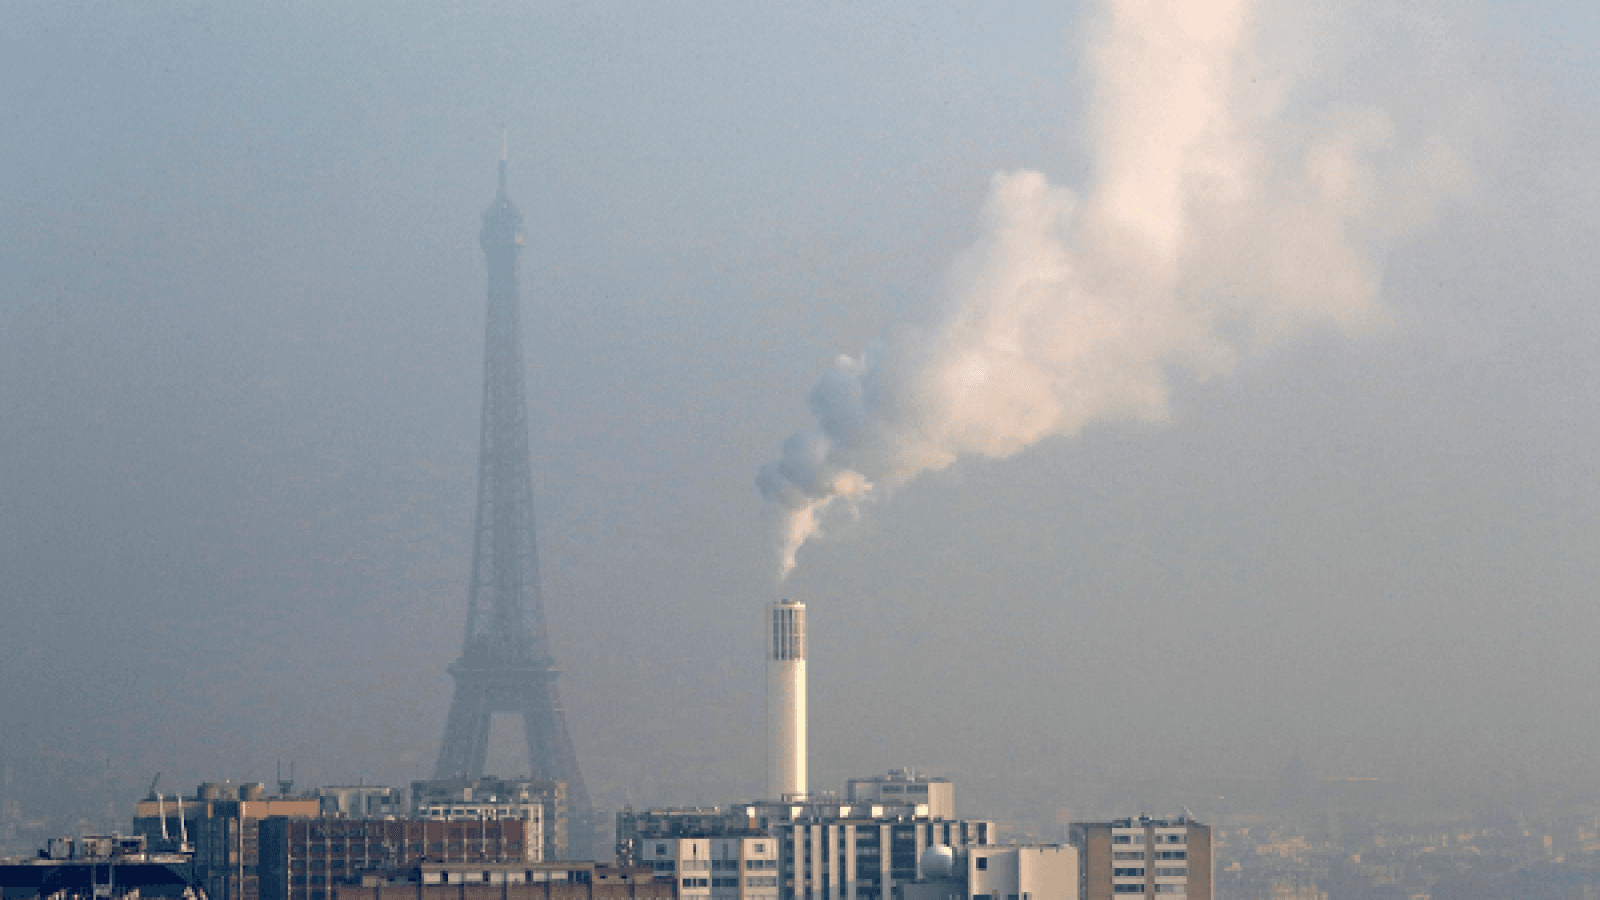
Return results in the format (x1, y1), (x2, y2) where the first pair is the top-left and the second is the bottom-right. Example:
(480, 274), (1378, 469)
(899, 844), (1078, 900)
(411, 779), (565, 861)
(330, 863), (669, 900)
(258, 816), (540, 900)
(633, 836), (778, 900)
(844, 773), (952, 823)
(314, 787), (408, 820)
(616, 792), (993, 900)
(1068, 816), (1211, 900)
(131, 783), (322, 900)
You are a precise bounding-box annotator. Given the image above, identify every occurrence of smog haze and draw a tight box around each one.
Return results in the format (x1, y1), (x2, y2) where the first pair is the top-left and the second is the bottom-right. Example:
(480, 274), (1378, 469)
(4, 0), (1600, 835)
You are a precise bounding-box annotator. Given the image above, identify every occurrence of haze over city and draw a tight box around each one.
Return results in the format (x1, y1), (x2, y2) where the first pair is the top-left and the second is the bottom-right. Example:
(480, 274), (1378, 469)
(5, 0), (1600, 843)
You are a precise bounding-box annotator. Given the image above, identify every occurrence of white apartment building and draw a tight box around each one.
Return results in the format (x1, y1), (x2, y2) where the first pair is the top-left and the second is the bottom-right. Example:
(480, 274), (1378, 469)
(635, 835), (781, 900)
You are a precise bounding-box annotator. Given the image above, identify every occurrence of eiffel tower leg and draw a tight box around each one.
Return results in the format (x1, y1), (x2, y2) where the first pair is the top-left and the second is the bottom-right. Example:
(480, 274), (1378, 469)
(434, 680), (492, 780)
(519, 682), (591, 860)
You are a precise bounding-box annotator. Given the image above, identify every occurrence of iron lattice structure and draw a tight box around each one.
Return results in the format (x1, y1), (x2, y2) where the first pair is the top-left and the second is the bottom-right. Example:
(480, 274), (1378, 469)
(434, 155), (591, 857)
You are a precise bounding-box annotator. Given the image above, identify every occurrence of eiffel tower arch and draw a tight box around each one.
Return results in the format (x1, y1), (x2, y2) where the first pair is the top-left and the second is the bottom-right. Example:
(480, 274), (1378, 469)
(434, 146), (592, 859)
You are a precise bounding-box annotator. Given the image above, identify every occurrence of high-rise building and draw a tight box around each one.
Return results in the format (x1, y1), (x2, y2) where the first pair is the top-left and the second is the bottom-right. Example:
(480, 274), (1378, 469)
(1068, 816), (1211, 900)
(433, 146), (592, 859)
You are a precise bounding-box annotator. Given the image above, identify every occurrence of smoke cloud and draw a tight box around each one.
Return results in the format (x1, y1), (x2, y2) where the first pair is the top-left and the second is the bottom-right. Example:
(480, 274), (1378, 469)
(757, 0), (1478, 579)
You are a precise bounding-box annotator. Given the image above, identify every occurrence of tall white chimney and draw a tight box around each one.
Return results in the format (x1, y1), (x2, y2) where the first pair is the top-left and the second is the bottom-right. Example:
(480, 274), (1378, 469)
(768, 599), (807, 799)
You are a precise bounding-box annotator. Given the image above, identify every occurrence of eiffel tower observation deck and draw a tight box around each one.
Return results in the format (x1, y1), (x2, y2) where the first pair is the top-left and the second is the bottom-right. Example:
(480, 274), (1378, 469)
(434, 143), (592, 859)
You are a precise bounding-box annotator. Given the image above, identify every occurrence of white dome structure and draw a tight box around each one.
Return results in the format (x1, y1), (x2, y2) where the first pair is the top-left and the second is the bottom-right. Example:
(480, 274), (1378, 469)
(920, 844), (957, 878)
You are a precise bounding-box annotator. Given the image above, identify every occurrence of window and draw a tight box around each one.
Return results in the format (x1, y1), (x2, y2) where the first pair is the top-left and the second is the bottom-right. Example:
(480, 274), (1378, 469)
(1114, 852), (1145, 861)
(976, 858), (988, 871)
(1113, 868), (1146, 878)
(1113, 887), (1146, 894)
(656, 844), (668, 855)
(1155, 851), (1186, 861)
(1153, 886), (1185, 894)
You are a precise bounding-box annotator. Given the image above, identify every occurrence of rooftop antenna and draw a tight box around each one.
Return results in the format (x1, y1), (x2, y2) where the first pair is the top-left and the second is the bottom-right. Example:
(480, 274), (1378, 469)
(157, 791), (169, 842)
(176, 793), (188, 847)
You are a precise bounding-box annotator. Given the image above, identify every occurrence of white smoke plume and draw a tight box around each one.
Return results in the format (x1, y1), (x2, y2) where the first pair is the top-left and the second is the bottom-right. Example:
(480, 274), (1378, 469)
(757, 0), (1479, 579)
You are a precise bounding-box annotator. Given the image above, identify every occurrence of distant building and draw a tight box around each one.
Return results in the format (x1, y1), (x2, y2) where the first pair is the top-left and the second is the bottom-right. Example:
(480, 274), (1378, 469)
(131, 782), (321, 900)
(313, 787), (406, 821)
(411, 779), (567, 860)
(328, 862), (668, 900)
(1068, 816), (1211, 900)
(846, 772), (953, 822)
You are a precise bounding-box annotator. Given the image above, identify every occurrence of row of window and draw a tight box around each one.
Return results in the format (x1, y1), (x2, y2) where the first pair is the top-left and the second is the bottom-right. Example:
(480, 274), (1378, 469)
(1154, 851), (1186, 860)
(1113, 871), (1187, 882)
(1111, 834), (1187, 846)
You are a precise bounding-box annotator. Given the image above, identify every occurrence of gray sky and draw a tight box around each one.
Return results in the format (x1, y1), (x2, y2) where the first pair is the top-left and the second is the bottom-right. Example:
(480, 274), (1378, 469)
(4, 0), (1600, 828)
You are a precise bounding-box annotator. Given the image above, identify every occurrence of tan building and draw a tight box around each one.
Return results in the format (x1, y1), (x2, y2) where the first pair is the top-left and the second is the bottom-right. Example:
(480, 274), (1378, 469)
(132, 782), (322, 900)
(1068, 816), (1211, 900)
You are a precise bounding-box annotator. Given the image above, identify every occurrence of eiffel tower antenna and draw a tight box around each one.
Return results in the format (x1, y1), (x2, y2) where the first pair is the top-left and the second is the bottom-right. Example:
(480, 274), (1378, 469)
(433, 141), (592, 858)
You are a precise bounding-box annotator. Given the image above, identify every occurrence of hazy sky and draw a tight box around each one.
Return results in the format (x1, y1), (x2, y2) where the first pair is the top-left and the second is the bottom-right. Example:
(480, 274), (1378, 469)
(4, 0), (1600, 830)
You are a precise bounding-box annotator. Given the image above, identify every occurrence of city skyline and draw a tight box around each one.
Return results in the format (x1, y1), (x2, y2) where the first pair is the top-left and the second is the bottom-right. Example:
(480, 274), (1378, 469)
(5, 0), (1600, 838)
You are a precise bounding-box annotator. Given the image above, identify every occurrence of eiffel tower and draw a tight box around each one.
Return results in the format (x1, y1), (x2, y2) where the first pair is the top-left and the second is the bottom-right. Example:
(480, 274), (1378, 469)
(434, 143), (592, 858)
